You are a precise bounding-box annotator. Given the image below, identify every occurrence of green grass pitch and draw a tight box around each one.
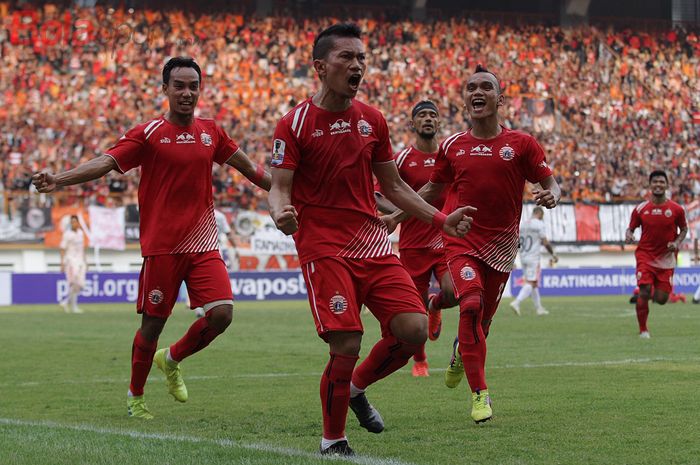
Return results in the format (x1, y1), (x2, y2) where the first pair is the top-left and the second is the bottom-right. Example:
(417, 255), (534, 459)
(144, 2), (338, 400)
(1, 296), (699, 465)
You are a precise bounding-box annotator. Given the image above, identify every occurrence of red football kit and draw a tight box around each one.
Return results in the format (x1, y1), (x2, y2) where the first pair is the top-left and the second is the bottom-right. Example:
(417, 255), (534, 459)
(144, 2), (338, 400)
(381, 146), (448, 296)
(106, 117), (237, 316)
(271, 98), (425, 336)
(629, 199), (687, 293)
(430, 126), (552, 393)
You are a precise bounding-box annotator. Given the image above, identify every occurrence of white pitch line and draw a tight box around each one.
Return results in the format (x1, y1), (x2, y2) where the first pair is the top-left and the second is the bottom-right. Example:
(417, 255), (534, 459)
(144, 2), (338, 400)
(2, 357), (696, 388)
(0, 417), (417, 465)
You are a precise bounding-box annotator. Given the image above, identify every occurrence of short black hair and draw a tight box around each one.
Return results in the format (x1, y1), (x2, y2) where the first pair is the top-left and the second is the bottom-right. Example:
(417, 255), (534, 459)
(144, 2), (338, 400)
(312, 23), (362, 60)
(162, 56), (202, 85)
(70, 215), (79, 221)
(649, 170), (668, 183)
(473, 63), (501, 94)
(533, 206), (544, 216)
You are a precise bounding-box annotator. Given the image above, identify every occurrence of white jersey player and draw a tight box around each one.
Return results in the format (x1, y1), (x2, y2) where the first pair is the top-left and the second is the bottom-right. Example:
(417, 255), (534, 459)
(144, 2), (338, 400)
(60, 215), (87, 313)
(214, 209), (239, 271)
(510, 207), (557, 316)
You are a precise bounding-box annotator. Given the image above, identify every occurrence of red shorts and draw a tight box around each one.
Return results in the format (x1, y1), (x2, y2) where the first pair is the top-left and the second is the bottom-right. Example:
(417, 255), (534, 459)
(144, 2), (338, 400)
(399, 248), (449, 298)
(301, 255), (426, 339)
(636, 262), (674, 294)
(446, 254), (510, 322)
(137, 250), (233, 318)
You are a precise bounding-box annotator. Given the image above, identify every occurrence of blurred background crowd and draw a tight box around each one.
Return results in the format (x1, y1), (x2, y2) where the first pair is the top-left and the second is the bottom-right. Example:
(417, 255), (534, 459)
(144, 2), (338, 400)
(1, 3), (698, 218)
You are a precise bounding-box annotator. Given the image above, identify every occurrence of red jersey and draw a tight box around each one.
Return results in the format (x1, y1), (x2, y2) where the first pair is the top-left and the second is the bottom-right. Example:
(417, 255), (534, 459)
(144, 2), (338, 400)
(430, 127), (552, 272)
(105, 117), (239, 256)
(628, 199), (687, 269)
(271, 98), (394, 265)
(385, 146), (445, 250)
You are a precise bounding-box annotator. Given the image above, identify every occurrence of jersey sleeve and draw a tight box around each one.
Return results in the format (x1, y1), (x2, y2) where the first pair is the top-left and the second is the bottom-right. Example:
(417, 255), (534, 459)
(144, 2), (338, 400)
(271, 118), (300, 170)
(372, 115), (394, 164)
(430, 142), (454, 184)
(629, 206), (641, 230)
(213, 124), (240, 166)
(522, 136), (553, 184)
(675, 205), (688, 230)
(105, 125), (146, 173)
(60, 232), (68, 250)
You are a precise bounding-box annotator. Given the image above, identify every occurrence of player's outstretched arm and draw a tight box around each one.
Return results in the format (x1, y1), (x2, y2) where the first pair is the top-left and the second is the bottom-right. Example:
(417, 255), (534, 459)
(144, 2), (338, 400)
(269, 168), (298, 235)
(225, 148), (271, 191)
(374, 191), (398, 215)
(532, 176), (561, 209)
(373, 161), (473, 237)
(32, 155), (118, 193)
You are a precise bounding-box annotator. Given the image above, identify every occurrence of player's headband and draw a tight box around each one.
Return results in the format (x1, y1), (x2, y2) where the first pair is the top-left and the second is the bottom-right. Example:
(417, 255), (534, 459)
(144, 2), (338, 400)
(411, 100), (439, 118)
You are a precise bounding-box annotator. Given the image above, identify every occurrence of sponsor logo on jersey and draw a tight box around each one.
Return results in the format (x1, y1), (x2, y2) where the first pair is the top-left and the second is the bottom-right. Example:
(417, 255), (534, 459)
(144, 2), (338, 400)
(330, 119), (352, 135)
(148, 288), (164, 305)
(357, 119), (372, 137)
(159, 137), (171, 144)
(456, 149), (466, 156)
(409, 161), (418, 167)
(271, 139), (286, 166)
(424, 158), (435, 167)
(312, 129), (324, 138)
(499, 145), (515, 161)
(176, 132), (196, 144)
(539, 160), (549, 169)
(460, 266), (476, 281)
(652, 208), (662, 215)
(329, 293), (348, 314)
(200, 132), (213, 146)
(664, 209), (672, 217)
(470, 144), (492, 156)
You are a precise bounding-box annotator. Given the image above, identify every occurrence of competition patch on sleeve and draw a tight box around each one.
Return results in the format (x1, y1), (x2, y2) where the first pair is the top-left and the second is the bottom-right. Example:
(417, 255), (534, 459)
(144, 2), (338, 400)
(271, 139), (286, 166)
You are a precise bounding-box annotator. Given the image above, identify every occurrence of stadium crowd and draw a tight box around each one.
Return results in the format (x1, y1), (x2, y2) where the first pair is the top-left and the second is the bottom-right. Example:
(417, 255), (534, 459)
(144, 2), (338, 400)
(1, 4), (699, 215)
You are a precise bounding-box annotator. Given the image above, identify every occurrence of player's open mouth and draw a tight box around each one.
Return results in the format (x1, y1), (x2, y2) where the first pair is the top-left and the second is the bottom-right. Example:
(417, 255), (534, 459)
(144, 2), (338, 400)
(472, 98), (486, 111)
(348, 74), (362, 90)
(180, 101), (193, 107)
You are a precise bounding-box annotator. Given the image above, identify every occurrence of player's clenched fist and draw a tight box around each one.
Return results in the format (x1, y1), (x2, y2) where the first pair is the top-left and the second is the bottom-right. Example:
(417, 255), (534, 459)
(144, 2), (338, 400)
(445, 206), (477, 238)
(273, 205), (299, 235)
(32, 171), (57, 193)
(532, 189), (558, 209)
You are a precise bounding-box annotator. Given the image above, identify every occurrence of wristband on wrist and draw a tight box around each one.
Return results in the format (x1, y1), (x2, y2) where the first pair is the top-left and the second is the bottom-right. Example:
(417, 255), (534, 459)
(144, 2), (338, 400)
(432, 211), (447, 229)
(252, 164), (266, 186)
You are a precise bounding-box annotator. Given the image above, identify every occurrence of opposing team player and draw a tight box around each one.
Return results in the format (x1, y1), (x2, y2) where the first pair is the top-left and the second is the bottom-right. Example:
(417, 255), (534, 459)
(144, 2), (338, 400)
(32, 57), (271, 419)
(510, 206), (557, 316)
(384, 64), (560, 424)
(59, 215), (87, 314)
(625, 170), (687, 338)
(375, 100), (458, 377)
(269, 24), (474, 456)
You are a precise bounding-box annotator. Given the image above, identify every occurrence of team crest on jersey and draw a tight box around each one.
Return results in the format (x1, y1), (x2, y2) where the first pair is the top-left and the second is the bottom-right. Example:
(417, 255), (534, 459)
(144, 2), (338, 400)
(664, 209), (672, 217)
(357, 119), (372, 137)
(499, 145), (515, 161)
(271, 139), (286, 166)
(200, 132), (213, 146)
(312, 129), (324, 138)
(330, 119), (352, 135)
(148, 288), (164, 305)
(460, 266), (476, 281)
(424, 158), (435, 167)
(159, 137), (171, 144)
(176, 132), (196, 144)
(329, 294), (348, 314)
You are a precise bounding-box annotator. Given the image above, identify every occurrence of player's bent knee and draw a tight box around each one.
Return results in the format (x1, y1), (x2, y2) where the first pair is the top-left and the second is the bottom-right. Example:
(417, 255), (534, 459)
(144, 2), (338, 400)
(207, 304), (234, 331)
(390, 312), (428, 345)
(326, 331), (362, 356)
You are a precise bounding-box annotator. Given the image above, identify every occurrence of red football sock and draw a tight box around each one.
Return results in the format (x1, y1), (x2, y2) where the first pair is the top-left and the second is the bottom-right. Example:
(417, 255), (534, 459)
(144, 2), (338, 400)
(413, 344), (427, 362)
(129, 329), (157, 396)
(636, 296), (649, 332)
(351, 335), (421, 390)
(430, 291), (445, 311)
(169, 312), (223, 362)
(458, 294), (488, 392)
(320, 353), (358, 440)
